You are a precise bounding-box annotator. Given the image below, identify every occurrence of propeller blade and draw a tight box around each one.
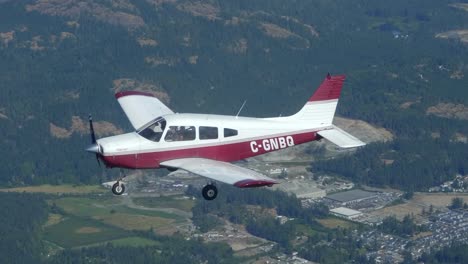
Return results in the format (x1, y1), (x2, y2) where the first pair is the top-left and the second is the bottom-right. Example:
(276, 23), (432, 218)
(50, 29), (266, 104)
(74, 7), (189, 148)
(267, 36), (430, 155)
(87, 115), (102, 167)
(96, 154), (101, 167)
(89, 114), (97, 144)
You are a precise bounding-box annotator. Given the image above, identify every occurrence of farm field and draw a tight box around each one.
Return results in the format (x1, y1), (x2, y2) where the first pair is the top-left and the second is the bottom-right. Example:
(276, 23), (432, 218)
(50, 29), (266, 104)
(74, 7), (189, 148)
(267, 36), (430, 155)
(42, 192), (193, 249)
(0, 184), (105, 194)
(43, 216), (131, 248)
(370, 192), (468, 222)
(132, 196), (195, 212)
(317, 217), (356, 229)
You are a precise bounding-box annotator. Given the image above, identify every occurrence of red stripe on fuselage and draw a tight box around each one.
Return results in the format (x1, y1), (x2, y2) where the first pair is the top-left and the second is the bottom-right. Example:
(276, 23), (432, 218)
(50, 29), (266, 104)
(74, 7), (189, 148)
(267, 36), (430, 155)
(101, 131), (319, 169)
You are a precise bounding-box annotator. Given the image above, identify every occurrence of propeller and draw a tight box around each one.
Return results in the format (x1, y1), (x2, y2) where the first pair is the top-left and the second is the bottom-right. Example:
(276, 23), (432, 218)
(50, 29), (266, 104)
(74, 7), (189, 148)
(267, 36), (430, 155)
(86, 114), (102, 167)
(89, 114), (96, 144)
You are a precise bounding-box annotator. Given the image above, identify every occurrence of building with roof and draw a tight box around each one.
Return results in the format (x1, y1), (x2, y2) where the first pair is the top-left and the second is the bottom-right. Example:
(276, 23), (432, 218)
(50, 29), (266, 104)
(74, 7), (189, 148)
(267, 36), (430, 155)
(325, 189), (379, 206)
(330, 207), (363, 220)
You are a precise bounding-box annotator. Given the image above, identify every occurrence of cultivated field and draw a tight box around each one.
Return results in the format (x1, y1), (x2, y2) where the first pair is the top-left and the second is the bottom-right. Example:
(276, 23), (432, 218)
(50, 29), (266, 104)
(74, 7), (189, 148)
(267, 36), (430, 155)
(370, 192), (468, 222)
(43, 193), (191, 249)
(0, 184), (105, 194)
(133, 196), (195, 212)
(43, 217), (131, 248)
(412, 192), (468, 207)
(317, 217), (356, 229)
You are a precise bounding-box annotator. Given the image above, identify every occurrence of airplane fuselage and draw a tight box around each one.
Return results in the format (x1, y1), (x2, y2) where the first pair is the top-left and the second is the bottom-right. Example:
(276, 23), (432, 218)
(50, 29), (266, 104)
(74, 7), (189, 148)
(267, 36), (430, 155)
(97, 113), (323, 169)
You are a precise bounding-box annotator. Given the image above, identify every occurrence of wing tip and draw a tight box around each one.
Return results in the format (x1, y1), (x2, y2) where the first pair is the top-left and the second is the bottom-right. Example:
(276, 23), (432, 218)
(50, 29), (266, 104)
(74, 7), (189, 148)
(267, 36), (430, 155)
(234, 179), (279, 188)
(115, 91), (155, 99)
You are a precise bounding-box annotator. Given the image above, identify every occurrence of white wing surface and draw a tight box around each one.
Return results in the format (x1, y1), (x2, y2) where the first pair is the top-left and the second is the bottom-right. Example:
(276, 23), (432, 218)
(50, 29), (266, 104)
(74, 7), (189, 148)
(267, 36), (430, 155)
(317, 125), (366, 148)
(115, 91), (174, 130)
(160, 158), (278, 188)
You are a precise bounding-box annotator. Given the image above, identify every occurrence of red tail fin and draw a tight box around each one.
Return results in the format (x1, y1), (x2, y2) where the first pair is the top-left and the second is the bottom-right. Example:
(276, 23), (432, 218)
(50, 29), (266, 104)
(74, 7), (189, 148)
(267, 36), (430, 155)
(308, 74), (346, 102)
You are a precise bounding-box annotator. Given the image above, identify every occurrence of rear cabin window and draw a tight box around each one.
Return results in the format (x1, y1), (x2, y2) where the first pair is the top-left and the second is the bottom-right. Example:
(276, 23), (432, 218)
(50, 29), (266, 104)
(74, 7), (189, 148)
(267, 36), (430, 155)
(165, 126), (196, 142)
(199, 126), (218, 140)
(224, 128), (238, 138)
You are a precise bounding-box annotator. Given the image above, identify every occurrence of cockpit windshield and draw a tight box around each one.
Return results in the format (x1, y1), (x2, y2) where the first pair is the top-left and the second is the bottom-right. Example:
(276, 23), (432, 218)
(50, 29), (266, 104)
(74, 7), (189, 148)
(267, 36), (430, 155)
(138, 117), (166, 142)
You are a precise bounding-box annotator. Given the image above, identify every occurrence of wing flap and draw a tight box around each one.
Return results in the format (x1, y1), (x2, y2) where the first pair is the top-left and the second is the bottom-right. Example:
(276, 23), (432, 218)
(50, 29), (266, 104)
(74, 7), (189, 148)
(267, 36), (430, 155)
(115, 91), (173, 130)
(160, 158), (278, 188)
(318, 126), (366, 148)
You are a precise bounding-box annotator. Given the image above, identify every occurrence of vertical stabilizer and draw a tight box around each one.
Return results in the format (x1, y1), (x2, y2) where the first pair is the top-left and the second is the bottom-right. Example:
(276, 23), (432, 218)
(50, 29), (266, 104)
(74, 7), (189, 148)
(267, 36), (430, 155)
(290, 74), (345, 126)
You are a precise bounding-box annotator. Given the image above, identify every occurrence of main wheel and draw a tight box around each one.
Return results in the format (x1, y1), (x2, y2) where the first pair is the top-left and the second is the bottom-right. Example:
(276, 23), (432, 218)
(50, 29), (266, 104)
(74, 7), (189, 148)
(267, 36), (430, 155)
(112, 182), (125, 195)
(202, 184), (218, 200)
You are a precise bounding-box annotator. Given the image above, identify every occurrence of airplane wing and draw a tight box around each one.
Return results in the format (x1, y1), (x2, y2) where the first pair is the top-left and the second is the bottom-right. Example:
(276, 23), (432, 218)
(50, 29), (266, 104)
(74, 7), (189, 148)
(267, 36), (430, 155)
(317, 125), (366, 148)
(115, 91), (174, 130)
(160, 158), (279, 188)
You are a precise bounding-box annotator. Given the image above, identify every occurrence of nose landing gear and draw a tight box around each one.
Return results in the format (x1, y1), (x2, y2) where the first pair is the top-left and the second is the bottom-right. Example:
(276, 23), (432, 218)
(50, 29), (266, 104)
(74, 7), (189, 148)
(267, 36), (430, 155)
(202, 184), (218, 200)
(112, 181), (125, 195)
(111, 169), (127, 195)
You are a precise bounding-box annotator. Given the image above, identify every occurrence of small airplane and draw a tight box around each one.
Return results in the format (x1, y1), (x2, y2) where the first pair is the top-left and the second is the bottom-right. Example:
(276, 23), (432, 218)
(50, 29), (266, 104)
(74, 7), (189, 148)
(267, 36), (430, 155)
(86, 74), (365, 200)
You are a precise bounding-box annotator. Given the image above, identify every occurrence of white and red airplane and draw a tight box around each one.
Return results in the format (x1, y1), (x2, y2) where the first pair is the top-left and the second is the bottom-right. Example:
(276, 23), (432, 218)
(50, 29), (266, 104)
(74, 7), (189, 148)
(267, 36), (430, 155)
(86, 74), (365, 200)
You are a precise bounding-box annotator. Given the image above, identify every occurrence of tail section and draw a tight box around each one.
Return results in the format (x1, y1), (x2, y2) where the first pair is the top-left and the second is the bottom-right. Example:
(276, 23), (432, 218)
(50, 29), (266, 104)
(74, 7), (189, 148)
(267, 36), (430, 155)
(291, 74), (345, 126)
(278, 73), (365, 148)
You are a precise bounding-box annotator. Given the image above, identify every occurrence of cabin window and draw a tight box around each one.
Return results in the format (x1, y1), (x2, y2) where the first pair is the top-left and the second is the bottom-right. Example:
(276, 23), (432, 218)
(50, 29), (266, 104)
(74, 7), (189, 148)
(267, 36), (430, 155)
(224, 128), (238, 138)
(138, 118), (166, 142)
(199, 126), (218, 140)
(165, 126), (196, 142)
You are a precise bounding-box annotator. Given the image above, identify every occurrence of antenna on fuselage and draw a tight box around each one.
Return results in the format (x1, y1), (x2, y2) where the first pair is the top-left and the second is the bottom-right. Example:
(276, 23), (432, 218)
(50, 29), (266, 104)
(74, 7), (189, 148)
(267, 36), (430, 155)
(236, 100), (247, 118)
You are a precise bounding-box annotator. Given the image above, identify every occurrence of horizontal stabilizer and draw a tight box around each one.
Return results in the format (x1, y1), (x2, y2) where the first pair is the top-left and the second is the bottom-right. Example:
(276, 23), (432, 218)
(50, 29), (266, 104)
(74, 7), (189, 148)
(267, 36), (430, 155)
(317, 126), (366, 148)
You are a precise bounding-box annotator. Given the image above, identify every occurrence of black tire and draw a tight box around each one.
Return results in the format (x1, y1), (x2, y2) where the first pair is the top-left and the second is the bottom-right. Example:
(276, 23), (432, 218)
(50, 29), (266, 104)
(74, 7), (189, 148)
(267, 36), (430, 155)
(202, 184), (218, 200)
(112, 182), (125, 195)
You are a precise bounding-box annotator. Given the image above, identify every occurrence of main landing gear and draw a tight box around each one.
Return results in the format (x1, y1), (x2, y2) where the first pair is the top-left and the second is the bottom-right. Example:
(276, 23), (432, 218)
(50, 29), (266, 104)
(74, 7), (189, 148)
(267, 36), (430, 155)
(202, 184), (218, 200)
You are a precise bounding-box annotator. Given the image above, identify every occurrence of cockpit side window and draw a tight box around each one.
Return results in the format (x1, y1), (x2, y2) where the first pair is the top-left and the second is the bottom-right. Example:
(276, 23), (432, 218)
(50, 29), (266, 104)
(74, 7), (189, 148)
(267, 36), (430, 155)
(139, 118), (166, 142)
(165, 126), (196, 142)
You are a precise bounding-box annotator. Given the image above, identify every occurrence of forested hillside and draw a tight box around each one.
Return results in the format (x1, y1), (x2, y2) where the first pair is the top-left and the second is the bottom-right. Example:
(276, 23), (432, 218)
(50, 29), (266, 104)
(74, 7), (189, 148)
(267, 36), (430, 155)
(0, 0), (467, 188)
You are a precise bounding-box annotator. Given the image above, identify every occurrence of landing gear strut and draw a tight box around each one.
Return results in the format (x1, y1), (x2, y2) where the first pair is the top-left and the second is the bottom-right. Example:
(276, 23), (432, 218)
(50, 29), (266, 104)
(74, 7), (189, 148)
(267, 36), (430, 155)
(202, 184), (218, 200)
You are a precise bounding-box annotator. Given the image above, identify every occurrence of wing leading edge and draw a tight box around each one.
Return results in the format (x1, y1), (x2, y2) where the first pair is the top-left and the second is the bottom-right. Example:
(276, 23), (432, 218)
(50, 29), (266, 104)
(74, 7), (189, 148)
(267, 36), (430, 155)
(115, 91), (174, 130)
(160, 158), (278, 188)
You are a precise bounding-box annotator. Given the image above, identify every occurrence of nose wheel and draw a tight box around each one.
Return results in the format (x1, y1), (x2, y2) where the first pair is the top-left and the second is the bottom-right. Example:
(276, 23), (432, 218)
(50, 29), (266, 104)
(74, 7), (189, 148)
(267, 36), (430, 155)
(202, 184), (218, 200)
(111, 169), (127, 195)
(112, 181), (125, 195)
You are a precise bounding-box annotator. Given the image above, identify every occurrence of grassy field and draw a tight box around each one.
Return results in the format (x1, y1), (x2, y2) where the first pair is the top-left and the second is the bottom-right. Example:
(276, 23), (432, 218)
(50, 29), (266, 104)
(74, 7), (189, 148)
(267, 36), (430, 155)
(317, 217), (356, 229)
(371, 192), (468, 222)
(412, 193), (468, 208)
(0, 184), (105, 194)
(53, 196), (183, 220)
(94, 213), (174, 231)
(43, 216), (131, 248)
(44, 213), (64, 227)
(132, 196), (195, 212)
(43, 193), (189, 248)
(84, 236), (160, 248)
